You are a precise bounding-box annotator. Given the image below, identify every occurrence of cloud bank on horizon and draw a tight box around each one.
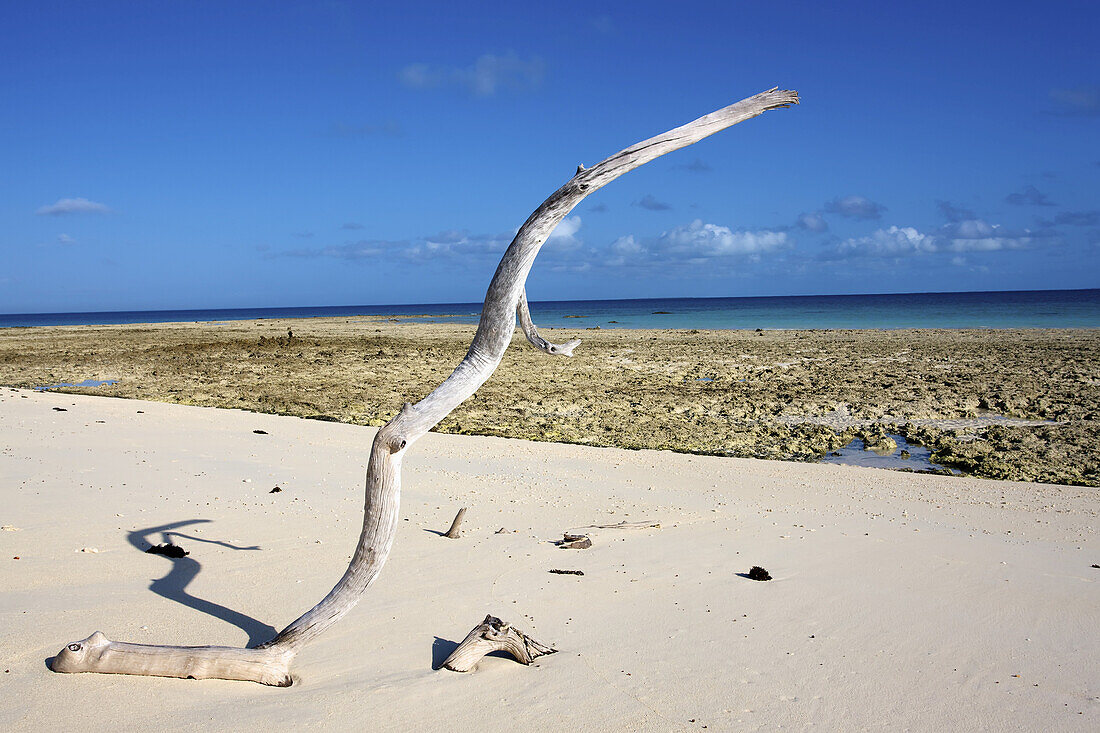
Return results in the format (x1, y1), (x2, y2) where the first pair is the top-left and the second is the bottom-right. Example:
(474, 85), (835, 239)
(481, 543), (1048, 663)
(1, 1), (1097, 312)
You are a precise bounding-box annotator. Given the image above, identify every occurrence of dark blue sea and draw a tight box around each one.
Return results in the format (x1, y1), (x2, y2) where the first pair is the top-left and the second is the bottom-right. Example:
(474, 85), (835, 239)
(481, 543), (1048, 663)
(2, 289), (1098, 330)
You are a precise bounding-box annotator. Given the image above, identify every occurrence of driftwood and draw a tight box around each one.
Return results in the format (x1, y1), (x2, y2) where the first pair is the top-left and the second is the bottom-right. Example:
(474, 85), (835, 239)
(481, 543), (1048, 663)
(50, 87), (798, 685)
(443, 507), (467, 539)
(440, 615), (556, 672)
(556, 532), (592, 549)
(570, 520), (661, 531)
(50, 631), (294, 686)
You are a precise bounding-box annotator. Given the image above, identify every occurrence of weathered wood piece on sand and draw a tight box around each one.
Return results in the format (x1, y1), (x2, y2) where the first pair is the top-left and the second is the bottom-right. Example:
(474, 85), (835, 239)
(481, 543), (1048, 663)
(443, 507), (467, 539)
(556, 532), (593, 549)
(50, 87), (798, 685)
(440, 615), (556, 672)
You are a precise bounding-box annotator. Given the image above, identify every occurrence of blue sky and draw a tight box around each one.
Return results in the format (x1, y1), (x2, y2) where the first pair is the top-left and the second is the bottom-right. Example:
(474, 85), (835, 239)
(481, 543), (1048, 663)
(2, 0), (1098, 313)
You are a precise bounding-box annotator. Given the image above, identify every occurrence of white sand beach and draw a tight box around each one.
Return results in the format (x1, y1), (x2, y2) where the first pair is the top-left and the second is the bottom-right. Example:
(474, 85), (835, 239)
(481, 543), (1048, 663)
(1, 386), (1097, 731)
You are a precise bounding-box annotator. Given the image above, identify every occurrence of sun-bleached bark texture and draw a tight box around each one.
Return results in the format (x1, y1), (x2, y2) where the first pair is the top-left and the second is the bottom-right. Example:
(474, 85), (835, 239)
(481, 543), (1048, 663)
(440, 615), (556, 672)
(50, 87), (798, 685)
(443, 508), (467, 539)
(517, 288), (581, 356)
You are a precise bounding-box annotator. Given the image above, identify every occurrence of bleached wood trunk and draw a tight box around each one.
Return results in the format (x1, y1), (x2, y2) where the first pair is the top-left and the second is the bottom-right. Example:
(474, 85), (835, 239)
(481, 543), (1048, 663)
(50, 87), (798, 685)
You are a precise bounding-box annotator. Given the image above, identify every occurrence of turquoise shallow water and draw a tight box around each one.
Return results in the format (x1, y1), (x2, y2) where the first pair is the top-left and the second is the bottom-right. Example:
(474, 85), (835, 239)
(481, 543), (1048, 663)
(2, 289), (1098, 329)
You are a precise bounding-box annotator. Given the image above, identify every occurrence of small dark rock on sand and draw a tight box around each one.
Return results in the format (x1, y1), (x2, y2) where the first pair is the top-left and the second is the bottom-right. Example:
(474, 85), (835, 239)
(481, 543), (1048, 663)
(146, 544), (188, 558)
(253, 429), (268, 434)
(550, 569), (584, 576)
(270, 486), (282, 493)
(747, 566), (772, 581)
(52, 407), (67, 411)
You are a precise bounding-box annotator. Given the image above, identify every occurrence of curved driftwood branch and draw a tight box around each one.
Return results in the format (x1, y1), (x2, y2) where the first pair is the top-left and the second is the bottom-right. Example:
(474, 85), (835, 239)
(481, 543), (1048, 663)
(51, 87), (798, 685)
(518, 288), (581, 356)
(441, 615), (556, 672)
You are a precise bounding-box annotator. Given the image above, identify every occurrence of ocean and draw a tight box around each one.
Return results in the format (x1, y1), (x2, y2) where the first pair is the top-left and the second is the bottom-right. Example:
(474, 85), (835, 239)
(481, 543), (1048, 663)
(2, 289), (1098, 330)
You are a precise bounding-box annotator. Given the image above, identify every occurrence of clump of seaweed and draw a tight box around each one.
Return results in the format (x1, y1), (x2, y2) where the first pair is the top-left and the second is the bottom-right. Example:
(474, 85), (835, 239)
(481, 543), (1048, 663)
(746, 566), (772, 581)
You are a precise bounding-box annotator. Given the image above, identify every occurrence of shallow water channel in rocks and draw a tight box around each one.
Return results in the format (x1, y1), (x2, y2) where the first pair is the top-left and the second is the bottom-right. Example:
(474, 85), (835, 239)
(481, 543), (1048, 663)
(35, 378), (118, 391)
(821, 434), (959, 474)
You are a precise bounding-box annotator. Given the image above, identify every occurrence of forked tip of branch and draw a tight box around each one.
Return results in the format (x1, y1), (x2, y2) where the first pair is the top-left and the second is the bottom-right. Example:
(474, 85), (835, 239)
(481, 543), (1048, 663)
(758, 87), (799, 109)
(553, 338), (582, 357)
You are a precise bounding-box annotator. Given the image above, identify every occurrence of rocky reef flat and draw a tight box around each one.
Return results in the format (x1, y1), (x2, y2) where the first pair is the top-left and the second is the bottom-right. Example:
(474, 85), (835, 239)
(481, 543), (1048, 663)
(2, 318), (1096, 485)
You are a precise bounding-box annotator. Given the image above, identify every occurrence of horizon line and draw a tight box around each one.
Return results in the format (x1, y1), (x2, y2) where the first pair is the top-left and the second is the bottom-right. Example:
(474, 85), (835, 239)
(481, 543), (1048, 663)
(3, 286), (1099, 319)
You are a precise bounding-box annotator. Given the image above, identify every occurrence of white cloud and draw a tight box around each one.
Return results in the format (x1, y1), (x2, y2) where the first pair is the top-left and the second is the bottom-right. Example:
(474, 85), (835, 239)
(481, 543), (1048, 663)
(941, 219), (1034, 252)
(796, 212), (828, 232)
(546, 216), (582, 247)
(835, 219), (1039, 259)
(603, 234), (641, 266)
(36, 197), (111, 216)
(658, 219), (788, 258)
(398, 53), (544, 97)
(836, 226), (937, 257)
(57, 233), (76, 245)
(610, 234), (641, 254)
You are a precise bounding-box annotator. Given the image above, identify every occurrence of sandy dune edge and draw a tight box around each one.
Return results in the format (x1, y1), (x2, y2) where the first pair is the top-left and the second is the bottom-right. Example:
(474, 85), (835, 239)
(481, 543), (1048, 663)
(1, 388), (1097, 731)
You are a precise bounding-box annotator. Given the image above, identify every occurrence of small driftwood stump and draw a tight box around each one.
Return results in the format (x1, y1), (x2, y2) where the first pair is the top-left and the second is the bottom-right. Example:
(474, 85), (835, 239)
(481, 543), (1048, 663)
(556, 532), (592, 549)
(443, 508), (466, 539)
(50, 88), (798, 685)
(441, 615), (556, 672)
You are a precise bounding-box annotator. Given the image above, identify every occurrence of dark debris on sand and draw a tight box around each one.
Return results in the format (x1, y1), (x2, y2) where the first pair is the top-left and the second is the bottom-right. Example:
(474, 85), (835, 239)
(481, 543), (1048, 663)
(146, 544), (188, 558)
(747, 566), (772, 581)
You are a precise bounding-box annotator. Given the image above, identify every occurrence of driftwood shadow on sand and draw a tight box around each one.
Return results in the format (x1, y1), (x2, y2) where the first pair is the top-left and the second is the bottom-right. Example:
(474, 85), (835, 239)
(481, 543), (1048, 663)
(431, 636), (459, 670)
(127, 519), (277, 646)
